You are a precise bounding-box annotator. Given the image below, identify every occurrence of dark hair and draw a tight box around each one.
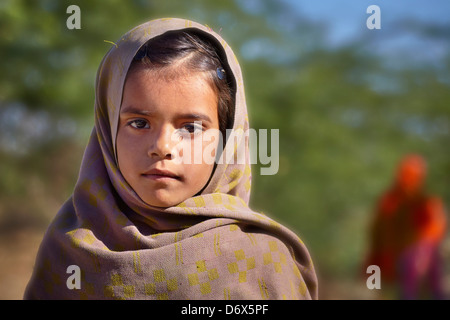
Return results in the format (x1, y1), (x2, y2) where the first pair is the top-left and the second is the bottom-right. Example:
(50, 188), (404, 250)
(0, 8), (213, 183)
(128, 30), (235, 139)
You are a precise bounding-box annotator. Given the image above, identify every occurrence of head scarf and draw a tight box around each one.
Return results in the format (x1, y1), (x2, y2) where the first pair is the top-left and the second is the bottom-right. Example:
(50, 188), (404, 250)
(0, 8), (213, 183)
(24, 18), (317, 300)
(395, 154), (426, 194)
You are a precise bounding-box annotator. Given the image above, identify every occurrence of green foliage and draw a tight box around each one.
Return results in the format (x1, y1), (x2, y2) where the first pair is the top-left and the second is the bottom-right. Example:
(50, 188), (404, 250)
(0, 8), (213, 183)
(248, 45), (450, 277)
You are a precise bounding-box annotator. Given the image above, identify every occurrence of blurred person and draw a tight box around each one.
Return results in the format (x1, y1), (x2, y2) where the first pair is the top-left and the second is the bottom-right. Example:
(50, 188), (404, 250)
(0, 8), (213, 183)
(23, 18), (317, 300)
(365, 154), (447, 299)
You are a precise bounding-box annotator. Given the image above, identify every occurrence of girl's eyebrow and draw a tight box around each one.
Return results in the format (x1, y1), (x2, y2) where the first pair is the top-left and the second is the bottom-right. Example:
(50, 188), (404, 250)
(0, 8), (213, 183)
(177, 112), (212, 123)
(120, 105), (212, 123)
(120, 105), (154, 116)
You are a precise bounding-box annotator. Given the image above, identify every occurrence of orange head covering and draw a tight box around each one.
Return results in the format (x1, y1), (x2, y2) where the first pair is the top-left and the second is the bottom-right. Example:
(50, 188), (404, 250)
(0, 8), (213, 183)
(395, 154), (427, 195)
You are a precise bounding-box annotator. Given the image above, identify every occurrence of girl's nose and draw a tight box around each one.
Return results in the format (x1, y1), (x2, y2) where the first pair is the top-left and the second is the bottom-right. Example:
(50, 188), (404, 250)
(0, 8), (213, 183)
(148, 126), (175, 160)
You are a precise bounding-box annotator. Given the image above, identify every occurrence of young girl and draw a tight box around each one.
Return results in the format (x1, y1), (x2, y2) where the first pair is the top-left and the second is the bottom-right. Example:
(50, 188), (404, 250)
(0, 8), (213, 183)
(24, 18), (318, 300)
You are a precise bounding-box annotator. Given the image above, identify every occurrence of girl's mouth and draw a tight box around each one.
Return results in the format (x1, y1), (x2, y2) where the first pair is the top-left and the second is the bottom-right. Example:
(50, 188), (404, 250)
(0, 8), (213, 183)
(142, 168), (181, 181)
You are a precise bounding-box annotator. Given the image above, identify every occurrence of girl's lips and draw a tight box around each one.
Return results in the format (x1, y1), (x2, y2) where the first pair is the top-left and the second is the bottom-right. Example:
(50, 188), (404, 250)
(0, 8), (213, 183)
(142, 169), (181, 180)
(143, 174), (180, 182)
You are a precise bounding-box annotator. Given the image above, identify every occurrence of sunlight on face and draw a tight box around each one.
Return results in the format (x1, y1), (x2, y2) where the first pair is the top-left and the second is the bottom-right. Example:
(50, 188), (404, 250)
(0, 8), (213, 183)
(117, 68), (220, 207)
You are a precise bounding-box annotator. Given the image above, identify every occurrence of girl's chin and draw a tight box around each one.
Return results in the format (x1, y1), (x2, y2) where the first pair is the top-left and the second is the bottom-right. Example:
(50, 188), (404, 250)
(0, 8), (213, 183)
(141, 194), (185, 208)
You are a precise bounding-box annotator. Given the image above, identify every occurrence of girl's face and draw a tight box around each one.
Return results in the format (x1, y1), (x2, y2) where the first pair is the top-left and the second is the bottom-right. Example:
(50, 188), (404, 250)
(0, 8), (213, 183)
(117, 68), (220, 207)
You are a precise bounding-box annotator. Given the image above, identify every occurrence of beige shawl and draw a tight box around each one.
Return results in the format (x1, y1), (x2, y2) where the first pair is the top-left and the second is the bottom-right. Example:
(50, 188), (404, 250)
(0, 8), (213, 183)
(24, 18), (318, 300)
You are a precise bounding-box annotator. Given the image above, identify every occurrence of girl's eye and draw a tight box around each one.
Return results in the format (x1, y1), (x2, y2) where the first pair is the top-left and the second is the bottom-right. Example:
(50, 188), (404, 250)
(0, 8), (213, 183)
(129, 119), (150, 129)
(183, 122), (204, 135)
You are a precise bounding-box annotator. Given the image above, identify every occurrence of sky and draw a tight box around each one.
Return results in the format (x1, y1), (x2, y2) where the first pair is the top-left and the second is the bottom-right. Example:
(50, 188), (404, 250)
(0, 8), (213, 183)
(277, 0), (450, 70)
(283, 0), (450, 46)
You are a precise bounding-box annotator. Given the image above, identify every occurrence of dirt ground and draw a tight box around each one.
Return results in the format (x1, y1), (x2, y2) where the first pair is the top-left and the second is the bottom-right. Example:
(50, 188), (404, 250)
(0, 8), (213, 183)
(0, 228), (44, 299)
